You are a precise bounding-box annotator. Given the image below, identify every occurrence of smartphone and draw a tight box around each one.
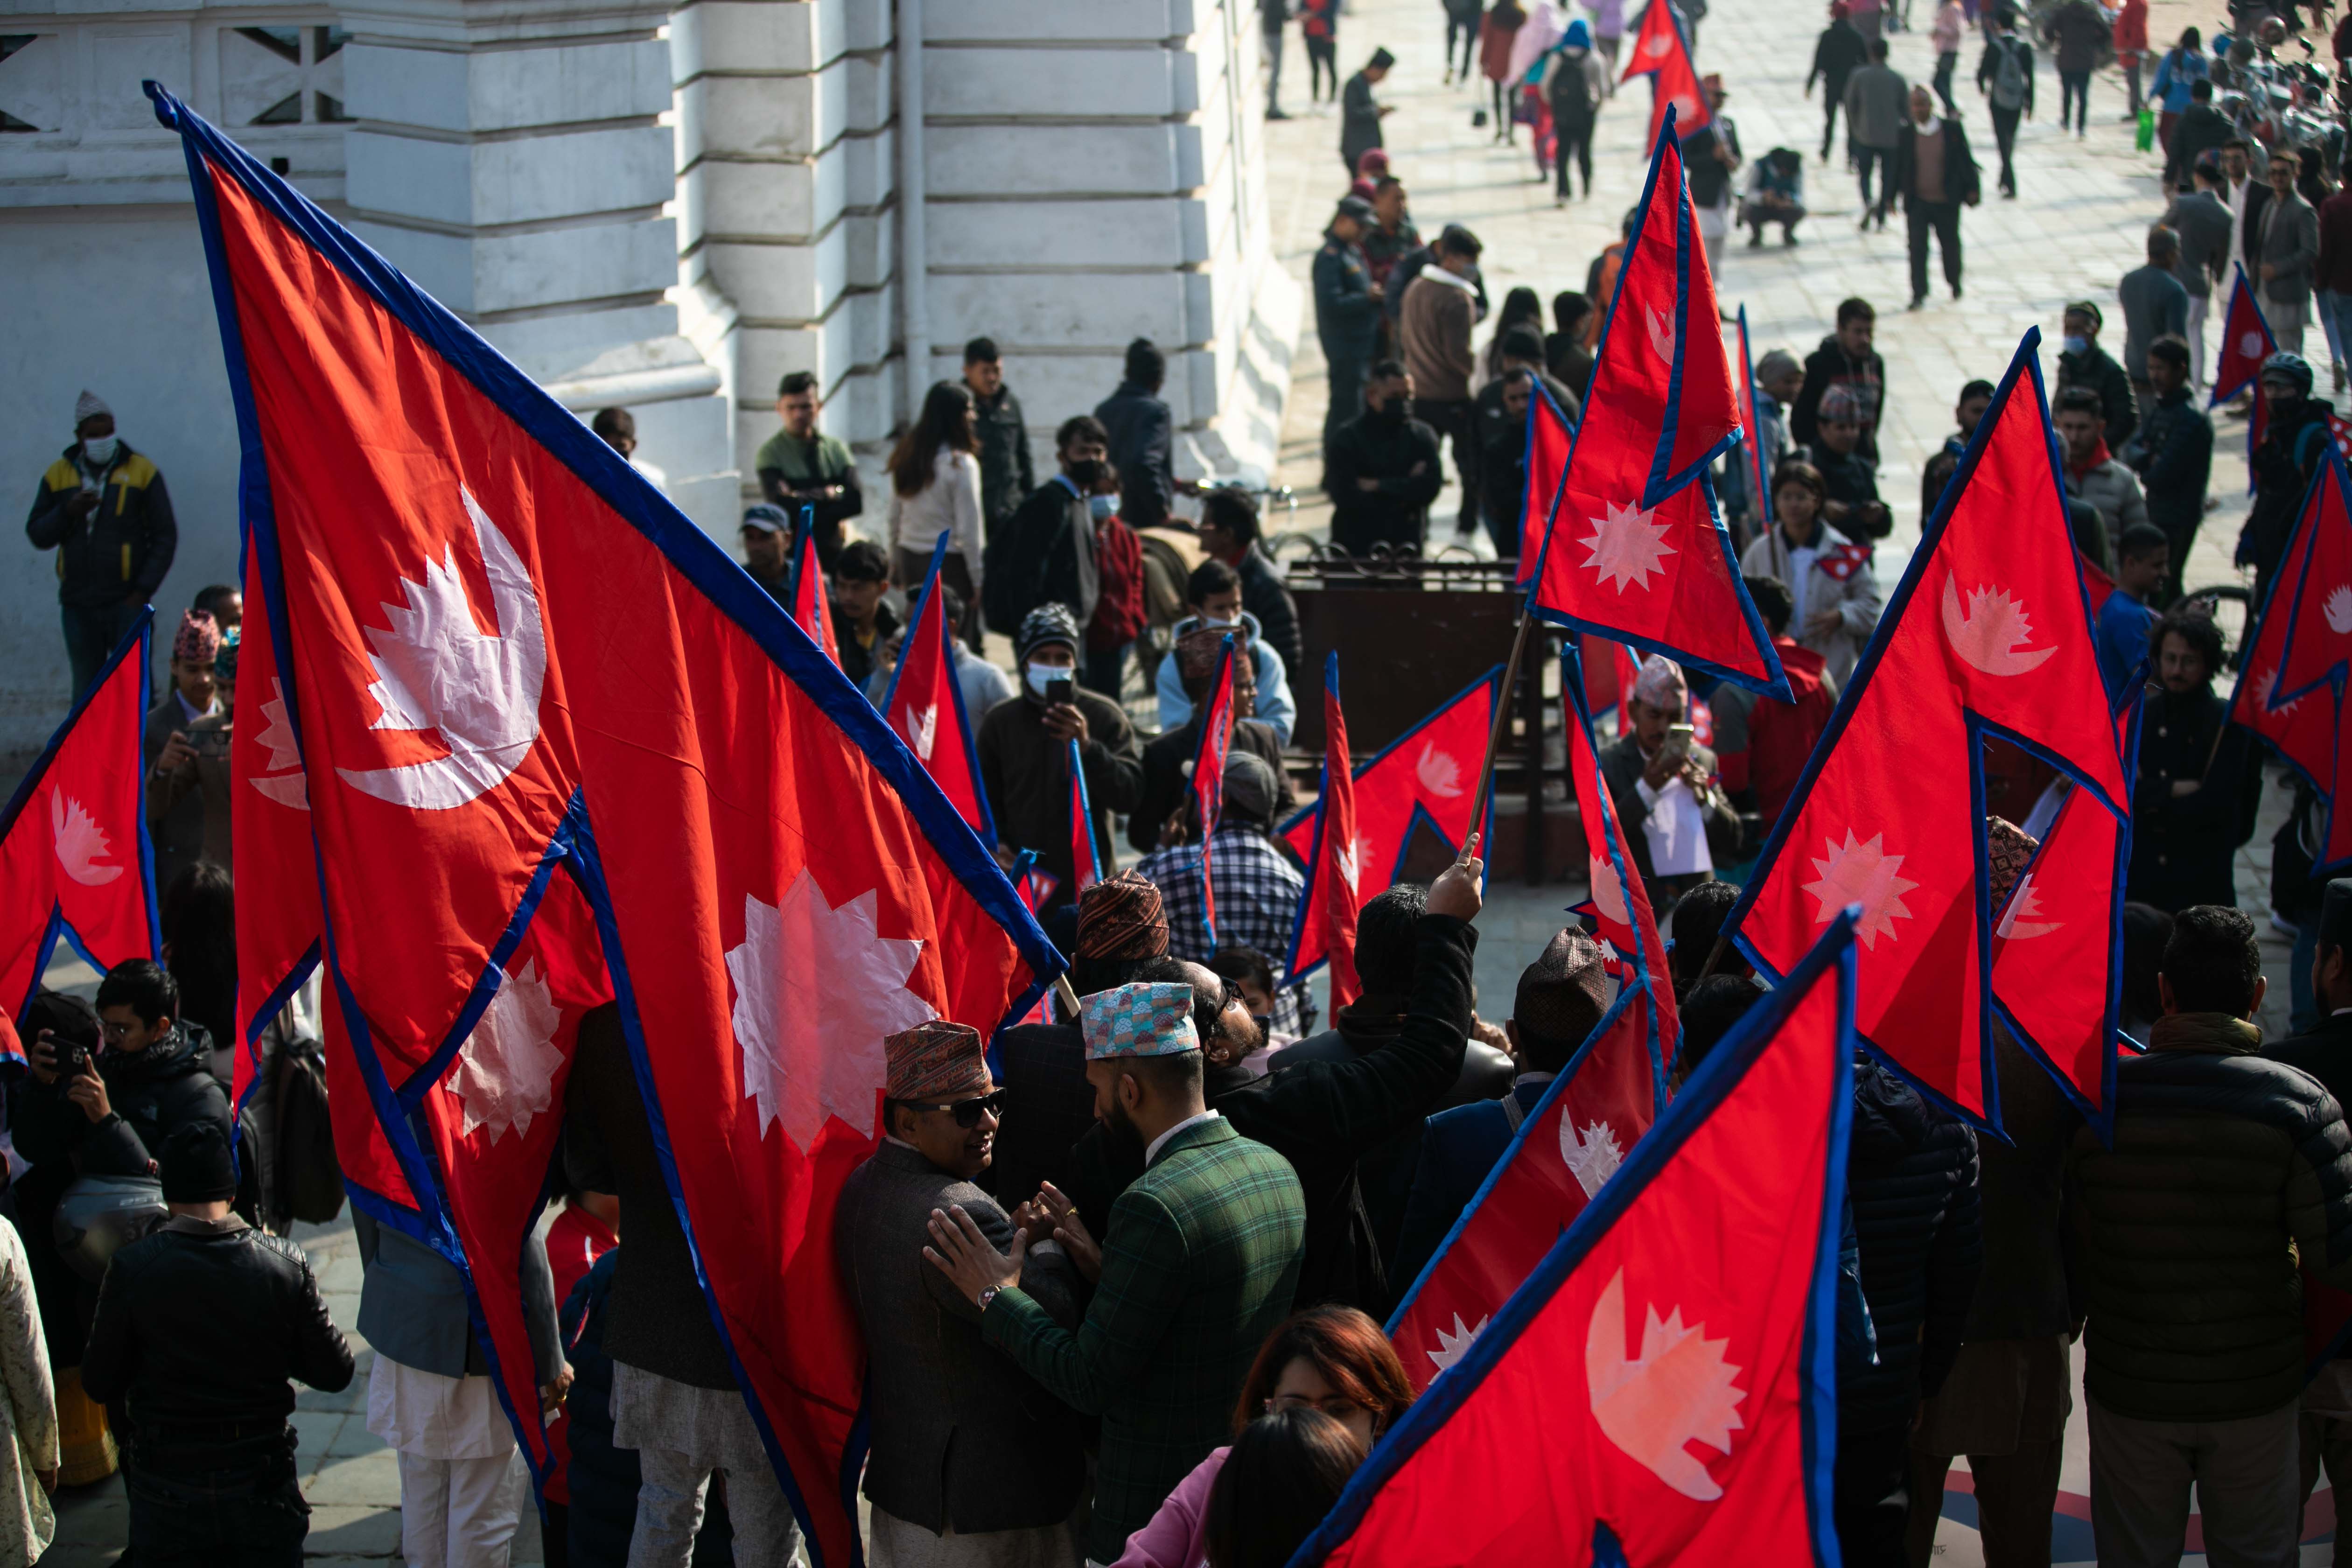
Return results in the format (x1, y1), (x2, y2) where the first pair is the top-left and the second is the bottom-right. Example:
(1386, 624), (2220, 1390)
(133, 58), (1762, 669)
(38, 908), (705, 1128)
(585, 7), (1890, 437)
(1661, 722), (1696, 764)
(189, 727), (231, 760)
(1046, 676), (1076, 709)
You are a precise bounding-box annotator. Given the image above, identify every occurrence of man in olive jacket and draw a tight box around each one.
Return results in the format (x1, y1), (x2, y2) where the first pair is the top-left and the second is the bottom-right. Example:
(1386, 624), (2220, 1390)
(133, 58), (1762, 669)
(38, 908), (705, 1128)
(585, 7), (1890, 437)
(2067, 904), (2352, 1568)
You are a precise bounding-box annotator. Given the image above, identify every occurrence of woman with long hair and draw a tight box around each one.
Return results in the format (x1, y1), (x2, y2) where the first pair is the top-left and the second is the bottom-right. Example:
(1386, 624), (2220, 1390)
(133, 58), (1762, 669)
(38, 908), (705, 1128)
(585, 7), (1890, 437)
(1112, 1306), (1410, 1568)
(1474, 286), (1546, 392)
(1203, 1410), (1364, 1568)
(885, 379), (985, 616)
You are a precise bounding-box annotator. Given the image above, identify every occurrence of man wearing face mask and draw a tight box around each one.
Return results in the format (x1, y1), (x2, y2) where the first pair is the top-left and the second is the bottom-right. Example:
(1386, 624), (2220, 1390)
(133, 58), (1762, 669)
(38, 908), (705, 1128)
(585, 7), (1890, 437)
(1153, 558), (1297, 744)
(2240, 352), (2337, 602)
(2056, 301), (2139, 453)
(976, 605), (1143, 913)
(982, 417), (1104, 640)
(1324, 360), (1442, 556)
(1134, 626), (1295, 859)
(27, 390), (177, 700)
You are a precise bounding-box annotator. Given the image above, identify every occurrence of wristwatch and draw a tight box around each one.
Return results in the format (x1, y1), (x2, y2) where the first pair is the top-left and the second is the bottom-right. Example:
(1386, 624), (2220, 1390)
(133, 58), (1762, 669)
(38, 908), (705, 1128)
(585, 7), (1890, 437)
(976, 1285), (1001, 1313)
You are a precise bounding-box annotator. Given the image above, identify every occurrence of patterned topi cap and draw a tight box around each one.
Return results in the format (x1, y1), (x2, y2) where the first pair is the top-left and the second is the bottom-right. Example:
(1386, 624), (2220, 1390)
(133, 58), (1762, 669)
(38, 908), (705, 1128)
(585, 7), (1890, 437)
(1076, 869), (1169, 960)
(883, 1020), (990, 1103)
(1985, 817), (2039, 910)
(175, 609), (220, 665)
(1081, 982), (1199, 1061)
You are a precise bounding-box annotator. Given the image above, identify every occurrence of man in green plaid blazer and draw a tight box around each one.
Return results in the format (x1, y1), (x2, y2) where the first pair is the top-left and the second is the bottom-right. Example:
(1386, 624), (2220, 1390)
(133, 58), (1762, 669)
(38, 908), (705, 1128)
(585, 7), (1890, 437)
(925, 853), (1487, 1563)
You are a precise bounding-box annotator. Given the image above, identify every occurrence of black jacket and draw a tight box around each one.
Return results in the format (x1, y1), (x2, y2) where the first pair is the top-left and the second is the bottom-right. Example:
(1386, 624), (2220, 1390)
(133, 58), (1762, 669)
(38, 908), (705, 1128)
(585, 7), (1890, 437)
(82, 1217), (352, 1471)
(1065, 915), (1477, 1316)
(2057, 343), (2139, 454)
(2170, 103), (2231, 181)
(1791, 336), (1888, 464)
(2069, 1016), (2352, 1421)
(984, 1022), (1096, 1211)
(10, 1025), (231, 1181)
(1233, 546), (1304, 686)
(1131, 716), (1295, 857)
(2126, 385), (2214, 533)
(1272, 997), (1512, 1268)
(1890, 116), (1981, 208)
(971, 385), (1035, 532)
(2242, 395), (2337, 585)
(1844, 1061), (1982, 1431)
(2128, 684), (2261, 912)
(1095, 383), (1176, 529)
(831, 599), (900, 693)
(1476, 372), (1582, 551)
(1806, 441), (1889, 539)
(1966, 1028), (2078, 1342)
(1326, 405), (1443, 554)
(1341, 70), (1384, 172)
(984, 476), (1100, 637)
(1808, 19), (1869, 98)
(977, 689), (1145, 906)
(1313, 233), (1381, 360)
(1975, 35), (2038, 115)
(26, 442), (178, 609)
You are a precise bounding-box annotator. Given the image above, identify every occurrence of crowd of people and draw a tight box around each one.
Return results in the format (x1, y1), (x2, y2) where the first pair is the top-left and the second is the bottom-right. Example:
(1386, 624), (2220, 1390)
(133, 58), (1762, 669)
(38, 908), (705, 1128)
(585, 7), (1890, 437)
(22, 0), (2352, 1566)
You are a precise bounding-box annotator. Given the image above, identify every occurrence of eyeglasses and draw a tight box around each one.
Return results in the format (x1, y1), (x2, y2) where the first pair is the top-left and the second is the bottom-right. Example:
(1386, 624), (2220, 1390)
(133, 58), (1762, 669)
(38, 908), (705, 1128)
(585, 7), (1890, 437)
(1265, 1393), (1367, 1424)
(902, 1090), (1008, 1129)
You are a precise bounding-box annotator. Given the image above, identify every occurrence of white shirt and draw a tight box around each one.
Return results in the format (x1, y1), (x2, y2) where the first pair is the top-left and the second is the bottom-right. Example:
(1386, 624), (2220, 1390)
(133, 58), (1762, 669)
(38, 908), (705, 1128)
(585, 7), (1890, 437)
(1144, 1108), (1223, 1168)
(887, 447), (985, 584)
(1634, 769), (1715, 877)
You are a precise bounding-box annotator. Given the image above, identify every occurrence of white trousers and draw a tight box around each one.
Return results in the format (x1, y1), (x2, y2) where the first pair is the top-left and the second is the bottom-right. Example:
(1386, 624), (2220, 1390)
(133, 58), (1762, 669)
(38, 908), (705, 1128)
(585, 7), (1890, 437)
(395, 1449), (524, 1568)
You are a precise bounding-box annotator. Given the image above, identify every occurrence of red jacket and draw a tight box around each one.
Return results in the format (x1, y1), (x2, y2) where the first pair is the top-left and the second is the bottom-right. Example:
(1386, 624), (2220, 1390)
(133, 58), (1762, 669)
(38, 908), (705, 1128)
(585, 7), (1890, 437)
(1087, 515), (1147, 650)
(2113, 0), (2147, 57)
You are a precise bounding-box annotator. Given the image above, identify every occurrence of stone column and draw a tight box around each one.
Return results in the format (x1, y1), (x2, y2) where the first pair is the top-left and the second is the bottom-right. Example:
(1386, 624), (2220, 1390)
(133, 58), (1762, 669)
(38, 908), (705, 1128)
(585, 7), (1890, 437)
(337, 0), (740, 533)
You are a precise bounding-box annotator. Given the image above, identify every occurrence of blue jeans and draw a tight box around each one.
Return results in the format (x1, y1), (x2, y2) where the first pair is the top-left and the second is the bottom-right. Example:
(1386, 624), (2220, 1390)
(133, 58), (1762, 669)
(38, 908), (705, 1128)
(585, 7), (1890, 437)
(60, 599), (147, 703)
(126, 1459), (309, 1568)
(2292, 916), (2322, 1036)
(2315, 289), (2352, 371)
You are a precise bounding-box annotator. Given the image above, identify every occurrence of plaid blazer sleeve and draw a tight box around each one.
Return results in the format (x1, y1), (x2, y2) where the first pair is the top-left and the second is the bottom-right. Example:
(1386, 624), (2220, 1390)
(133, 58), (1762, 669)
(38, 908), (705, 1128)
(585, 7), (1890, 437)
(984, 1183), (1191, 1415)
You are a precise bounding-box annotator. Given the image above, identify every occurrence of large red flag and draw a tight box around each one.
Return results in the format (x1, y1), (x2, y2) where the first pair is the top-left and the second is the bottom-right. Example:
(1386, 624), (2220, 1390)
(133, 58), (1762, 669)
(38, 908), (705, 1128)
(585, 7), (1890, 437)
(1281, 668), (1499, 980)
(1302, 916), (1859, 1568)
(2213, 265), (2279, 406)
(882, 533), (994, 843)
(158, 84), (1057, 1565)
(0, 613), (158, 1045)
(1732, 333), (2128, 1131)
(791, 512), (841, 670)
(1516, 378), (1577, 584)
(1187, 633), (1239, 949)
(1645, 35), (1712, 152)
(2271, 444), (2352, 711)
(1525, 119), (1782, 698)
(1288, 654), (1365, 1011)
(2232, 470), (2346, 862)
(1620, 0), (1685, 80)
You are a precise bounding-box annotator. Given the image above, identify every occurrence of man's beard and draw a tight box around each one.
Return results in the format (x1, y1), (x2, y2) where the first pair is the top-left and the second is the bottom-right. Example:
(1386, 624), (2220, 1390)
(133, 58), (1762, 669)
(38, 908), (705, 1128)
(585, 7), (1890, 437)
(1103, 1094), (1147, 1155)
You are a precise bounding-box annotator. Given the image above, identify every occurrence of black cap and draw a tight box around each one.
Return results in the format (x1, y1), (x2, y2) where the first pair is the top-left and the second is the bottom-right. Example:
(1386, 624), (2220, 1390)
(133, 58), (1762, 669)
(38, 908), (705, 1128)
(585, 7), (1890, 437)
(161, 1120), (238, 1205)
(1336, 195), (1375, 225)
(1369, 47), (1395, 69)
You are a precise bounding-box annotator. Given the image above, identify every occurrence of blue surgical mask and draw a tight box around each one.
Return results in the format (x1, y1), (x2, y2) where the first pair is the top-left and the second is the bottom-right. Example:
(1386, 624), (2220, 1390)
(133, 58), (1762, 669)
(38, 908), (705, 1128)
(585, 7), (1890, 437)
(82, 435), (119, 467)
(2062, 335), (2089, 356)
(1087, 493), (1117, 522)
(1024, 661), (1065, 696)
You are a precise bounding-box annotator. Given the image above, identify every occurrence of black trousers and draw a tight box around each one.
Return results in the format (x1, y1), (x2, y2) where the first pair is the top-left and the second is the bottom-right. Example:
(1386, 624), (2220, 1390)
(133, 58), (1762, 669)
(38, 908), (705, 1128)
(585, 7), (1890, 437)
(128, 1459), (308, 1568)
(1932, 50), (1958, 113)
(2059, 68), (2090, 131)
(1855, 143), (1895, 216)
(1835, 1422), (1915, 1568)
(1416, 396), (1481, 529)
(1307, 36), (1337, 99)
(1990, 103), (2022, 192)
(1323, 347), (1367, 445)
(1822, 93), (1845, 159)
(1907, 200), (1963, 299)
(1555, 119), (1595, 195)
(1445, 12), (1477, 76)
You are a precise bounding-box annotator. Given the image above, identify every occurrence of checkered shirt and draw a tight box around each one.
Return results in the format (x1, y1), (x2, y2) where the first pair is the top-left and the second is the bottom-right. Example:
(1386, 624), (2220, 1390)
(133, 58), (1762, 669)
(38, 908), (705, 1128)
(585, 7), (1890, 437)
(1134, 826), (1313, 1035)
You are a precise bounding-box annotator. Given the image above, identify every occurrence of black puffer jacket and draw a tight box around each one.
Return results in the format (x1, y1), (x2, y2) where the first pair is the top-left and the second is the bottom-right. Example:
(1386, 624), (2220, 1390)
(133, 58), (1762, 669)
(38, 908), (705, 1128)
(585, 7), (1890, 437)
(10, 1024), (232, 1180)
(1844, 1061), (1983, 1431)
(2068, 1015), (2352, 1423)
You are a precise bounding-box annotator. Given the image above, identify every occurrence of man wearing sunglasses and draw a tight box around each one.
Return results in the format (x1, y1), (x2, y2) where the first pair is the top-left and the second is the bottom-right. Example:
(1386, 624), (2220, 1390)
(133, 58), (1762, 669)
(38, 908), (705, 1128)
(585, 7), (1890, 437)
(837, 1020), (1086, 1565)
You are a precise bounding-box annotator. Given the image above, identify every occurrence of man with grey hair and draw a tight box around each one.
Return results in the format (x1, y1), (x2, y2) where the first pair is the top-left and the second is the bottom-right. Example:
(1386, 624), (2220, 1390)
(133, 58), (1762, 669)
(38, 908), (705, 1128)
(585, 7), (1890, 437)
(1598, 657), (1740, 909)
(1134, 751), (1309, 1034)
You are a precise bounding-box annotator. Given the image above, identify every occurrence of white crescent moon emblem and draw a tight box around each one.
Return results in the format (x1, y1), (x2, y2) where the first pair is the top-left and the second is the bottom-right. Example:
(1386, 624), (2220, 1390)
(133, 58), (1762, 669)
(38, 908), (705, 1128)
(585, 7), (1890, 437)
(1940, 577), (2058, 678)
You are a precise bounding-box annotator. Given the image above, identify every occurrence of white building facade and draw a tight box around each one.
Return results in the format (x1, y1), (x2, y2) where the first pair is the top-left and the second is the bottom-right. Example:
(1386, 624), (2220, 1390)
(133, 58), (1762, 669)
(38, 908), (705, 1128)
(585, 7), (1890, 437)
(0, 0), (1297, 746)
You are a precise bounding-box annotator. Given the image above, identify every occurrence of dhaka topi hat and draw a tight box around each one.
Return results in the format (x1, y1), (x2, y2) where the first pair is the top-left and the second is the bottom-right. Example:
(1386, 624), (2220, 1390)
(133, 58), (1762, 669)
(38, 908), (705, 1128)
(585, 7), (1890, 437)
(883, 1020), (990, 1103)
(74, 390), (112, 427)
(1985, 816), (2040, 910)
(1630, 653), (1687, 711)
(175, 609), (220, 665)
(1082, 982), (1200, 1060)
(1515, 928), (1613, 1045)
(1077, 869), (1170, 960)
(1017, 603), (1082, 666)
(160, 1119), (238, 1204)
(214, 627), (240, 688)
(741, 503), (789, 534)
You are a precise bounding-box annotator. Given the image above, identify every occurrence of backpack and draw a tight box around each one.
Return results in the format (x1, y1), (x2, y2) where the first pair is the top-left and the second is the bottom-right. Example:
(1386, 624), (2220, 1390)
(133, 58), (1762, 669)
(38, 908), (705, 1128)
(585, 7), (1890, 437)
(271, 1034), (344, 1225)
(1990, 38), (2028, 110)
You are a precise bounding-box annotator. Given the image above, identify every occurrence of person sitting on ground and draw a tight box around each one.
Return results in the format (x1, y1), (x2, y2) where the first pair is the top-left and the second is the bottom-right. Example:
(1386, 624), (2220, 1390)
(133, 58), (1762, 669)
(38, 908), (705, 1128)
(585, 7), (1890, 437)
(1117, 1306), (1412, 1568)
(2068, 905), (2352, 1568)
(1803, 390), (1892, 543)
(1738, 459), (1881, 684)
(1743, 147), (1808, 246)
(827, 538), (900, 693)
(2128, 609), (2261, 912)
(1708, 575), (1841, 835)
(1134, 754), (1311, 1036)
(1599, 657), (1742, 910)
(2053, 386), (2148, 573)
(1389, 927), (1613, 1292)
(1136, 624), (1296, 859)
(82, 1120), (353, 1564)
(1271, 883), (1516, 1266)
(1155, 558), (1298, 744)
(2097, 524), (2169, 697)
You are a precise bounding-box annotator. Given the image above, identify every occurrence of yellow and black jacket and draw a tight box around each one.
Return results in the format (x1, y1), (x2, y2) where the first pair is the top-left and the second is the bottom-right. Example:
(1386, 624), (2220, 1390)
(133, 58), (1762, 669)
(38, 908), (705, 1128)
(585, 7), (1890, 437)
(25, 442), (178, 608)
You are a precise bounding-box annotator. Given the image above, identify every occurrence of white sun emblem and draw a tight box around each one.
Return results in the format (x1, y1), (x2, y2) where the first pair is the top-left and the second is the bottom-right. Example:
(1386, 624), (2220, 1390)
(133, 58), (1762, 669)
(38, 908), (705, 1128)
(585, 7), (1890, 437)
(725, 869), (936, 1153)
(1562, 1110), (1625, 1199)
(49, 793), (121, 887)
(1586, 1268), (1745, 1502)
(1802, 829), (1921, 949)
(1646, 305), (1677, 365)
(2326, 586), (2352, 636)
(449, 958), (565, 1141)
(1582, 499), (1678, 593)
(1429, 1312), (1488, 1373)
(903, 702), (938, 763)
(248, 677), (309, 810)
(1996, 872), (2061, 941)
(1334, 831), (1373, 894)
(1589, 849), (1631, 925)
(2261, 660), (2306, 718)
(2241, 330), (2267, 358)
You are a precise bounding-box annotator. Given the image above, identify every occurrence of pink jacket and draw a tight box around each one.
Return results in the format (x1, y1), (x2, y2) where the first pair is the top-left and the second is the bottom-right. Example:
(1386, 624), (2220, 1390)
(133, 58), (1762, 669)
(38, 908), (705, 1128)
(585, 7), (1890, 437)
(1112, 1447), (1228, 1568)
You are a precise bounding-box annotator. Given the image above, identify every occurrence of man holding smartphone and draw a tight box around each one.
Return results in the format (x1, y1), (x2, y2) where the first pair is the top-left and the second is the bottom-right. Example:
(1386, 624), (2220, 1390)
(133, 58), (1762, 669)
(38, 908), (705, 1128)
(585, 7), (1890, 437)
(151, 624), (239, 873)
(976, 605), (1145, 914)
(1597, 655), (1742, 911)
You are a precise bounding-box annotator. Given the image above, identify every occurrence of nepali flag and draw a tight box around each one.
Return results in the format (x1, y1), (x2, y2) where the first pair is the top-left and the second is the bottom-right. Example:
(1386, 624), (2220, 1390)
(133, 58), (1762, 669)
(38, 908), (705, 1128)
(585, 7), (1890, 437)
(1067, 737), (1104, 896)
(1735, 307), (1774, 532)
(1730, 331), (2128, 1134)
(791, 508), (841, 669)
(1644, 30), (1712, 151)
(1281, 668), (1500, 981)
(1188, 632), (1239, 948)
(1620, 0), (1688, 81)
(1288, 653), (1365, 1011)
(1577, 635), (1645, 726)
(1011, 852), (1059, 917)
(2231, 463), (2345, 861)
(2213, 265), (2279, 406)
(154, 83), (1057, 1566)
(882, 533), (993, 843)
(1516, 378), (1578, 584)
(1300, 915), (1859, 1568)
(1988, 687), (2143, 1120)
(0, 612), (158, 1043)
(1562, 646), (1676, 1036)
(1524, 116), (1784, 699)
